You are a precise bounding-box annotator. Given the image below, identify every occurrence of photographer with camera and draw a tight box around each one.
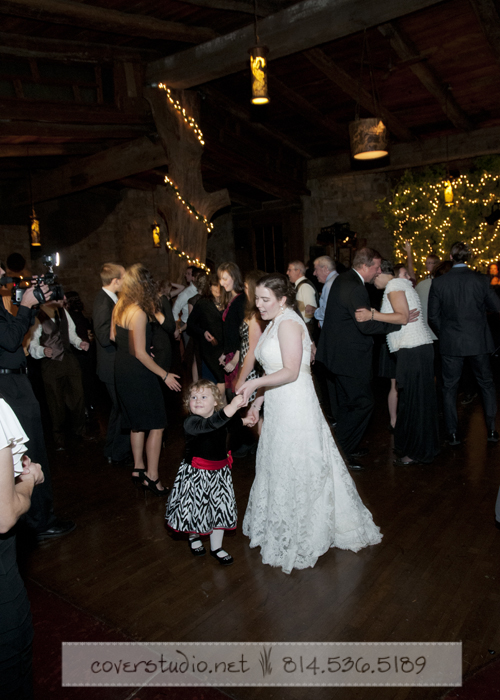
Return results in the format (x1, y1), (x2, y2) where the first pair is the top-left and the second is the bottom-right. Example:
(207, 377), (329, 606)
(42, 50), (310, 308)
(0, 260), (75, 541)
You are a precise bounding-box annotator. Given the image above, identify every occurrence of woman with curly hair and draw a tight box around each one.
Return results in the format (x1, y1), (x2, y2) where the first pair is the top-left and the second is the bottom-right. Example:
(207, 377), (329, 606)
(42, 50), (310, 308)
(112, 264), (181, 495)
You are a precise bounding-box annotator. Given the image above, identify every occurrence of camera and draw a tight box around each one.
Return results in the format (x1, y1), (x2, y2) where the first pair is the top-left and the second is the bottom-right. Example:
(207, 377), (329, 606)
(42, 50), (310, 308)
(1, 253), (64, 306)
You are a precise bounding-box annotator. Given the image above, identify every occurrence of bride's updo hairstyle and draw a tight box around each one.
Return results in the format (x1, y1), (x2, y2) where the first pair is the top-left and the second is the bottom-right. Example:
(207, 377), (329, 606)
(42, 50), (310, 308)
(256, 272), (296, 307)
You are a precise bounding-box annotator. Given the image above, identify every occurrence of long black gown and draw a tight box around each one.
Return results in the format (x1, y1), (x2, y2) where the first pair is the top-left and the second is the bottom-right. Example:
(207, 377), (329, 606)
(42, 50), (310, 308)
(114, 324), (166, 431)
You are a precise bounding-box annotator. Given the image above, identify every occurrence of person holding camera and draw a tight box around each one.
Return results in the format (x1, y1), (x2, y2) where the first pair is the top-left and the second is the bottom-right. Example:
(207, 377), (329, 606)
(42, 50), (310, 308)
(29, 296), (89, 450)
(0, 260), (75, 541)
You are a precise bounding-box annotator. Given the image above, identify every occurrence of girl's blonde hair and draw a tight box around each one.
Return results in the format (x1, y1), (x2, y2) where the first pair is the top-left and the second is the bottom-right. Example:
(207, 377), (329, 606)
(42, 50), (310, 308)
(184, 379), (225, 412)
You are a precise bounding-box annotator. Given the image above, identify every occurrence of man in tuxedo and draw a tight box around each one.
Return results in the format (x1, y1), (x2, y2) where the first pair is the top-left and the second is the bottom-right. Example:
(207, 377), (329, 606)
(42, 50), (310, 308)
(93, 263), (130, 464)
(316, 248), (401, 469)
(428, 241), (500, 445)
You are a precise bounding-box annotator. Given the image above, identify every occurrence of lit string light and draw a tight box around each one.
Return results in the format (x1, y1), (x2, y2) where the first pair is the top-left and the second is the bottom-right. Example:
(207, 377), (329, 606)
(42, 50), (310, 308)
(164, 176), (214, 235)
(157, 83), (205, 145)
(166, 241), (210, 271)
(378, 168), (500, 271)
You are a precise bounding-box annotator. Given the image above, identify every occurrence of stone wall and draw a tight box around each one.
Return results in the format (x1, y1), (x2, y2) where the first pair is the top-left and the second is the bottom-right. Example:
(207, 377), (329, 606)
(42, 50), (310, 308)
(303, 170), (394, 260)
(1, 185), (234, 317)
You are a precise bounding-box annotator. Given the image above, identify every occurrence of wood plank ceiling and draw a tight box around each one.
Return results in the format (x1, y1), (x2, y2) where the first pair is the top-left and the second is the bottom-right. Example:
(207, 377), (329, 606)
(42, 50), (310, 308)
(1, 0), (500, 210)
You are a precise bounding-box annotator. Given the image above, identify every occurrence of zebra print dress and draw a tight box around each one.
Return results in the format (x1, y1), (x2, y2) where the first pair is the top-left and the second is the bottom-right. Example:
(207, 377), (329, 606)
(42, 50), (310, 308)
(165, 409), (238, 535)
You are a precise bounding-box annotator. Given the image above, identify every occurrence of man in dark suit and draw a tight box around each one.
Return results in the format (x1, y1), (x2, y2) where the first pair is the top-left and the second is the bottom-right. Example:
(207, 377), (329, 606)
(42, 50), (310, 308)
(316, 247), (401, 469)
(428, 241), (500, 445)
(93, 262), (130, 463)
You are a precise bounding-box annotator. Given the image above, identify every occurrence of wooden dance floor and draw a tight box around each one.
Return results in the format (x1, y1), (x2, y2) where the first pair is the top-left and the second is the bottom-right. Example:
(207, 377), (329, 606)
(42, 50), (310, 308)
(23, 377), (500, 700)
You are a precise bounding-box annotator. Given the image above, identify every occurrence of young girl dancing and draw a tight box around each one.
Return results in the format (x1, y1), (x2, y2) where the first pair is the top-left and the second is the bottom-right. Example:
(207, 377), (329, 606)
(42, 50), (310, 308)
(165, 379), (254, 566)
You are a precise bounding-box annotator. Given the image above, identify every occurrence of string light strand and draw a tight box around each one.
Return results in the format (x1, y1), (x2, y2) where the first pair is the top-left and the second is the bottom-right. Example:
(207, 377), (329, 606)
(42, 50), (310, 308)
(164, 176), (214, 234)
(166, 240), (210, 271)
(157, 83), (205, 145)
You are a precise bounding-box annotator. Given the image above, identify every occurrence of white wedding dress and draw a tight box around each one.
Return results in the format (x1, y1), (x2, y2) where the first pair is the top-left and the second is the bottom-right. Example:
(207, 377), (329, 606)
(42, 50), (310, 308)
(242, 308), (382, 574)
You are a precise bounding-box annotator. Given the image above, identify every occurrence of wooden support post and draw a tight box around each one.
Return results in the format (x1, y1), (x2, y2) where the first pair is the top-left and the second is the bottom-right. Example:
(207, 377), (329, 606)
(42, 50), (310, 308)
(144, 87), (230, 280)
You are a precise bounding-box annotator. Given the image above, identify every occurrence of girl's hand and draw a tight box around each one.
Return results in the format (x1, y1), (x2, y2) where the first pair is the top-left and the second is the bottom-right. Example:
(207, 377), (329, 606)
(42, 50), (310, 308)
(219, 353), (226, 366)
(165, 373), (182, 392)
(204, 331), (214, 343)
(355, 307), (372, 323)
(224, 360), (237, 374)
(224, 394), (245, 417)
(236, 379), (259, 405)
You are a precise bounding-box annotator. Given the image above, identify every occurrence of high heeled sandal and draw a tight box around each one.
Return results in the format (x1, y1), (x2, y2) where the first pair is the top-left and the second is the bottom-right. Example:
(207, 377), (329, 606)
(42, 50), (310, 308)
(188, 537), (206, 557)
(141, 474), (168, 496)
(210, 548), (234, 566)
(131, 468), (146, 486)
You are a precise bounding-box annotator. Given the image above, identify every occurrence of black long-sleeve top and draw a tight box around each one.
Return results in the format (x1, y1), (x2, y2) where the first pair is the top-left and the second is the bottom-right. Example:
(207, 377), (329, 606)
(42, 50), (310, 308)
(0, 300), (36, 369)
(222, 293), (245, 355)
(184, 408), (242, 463)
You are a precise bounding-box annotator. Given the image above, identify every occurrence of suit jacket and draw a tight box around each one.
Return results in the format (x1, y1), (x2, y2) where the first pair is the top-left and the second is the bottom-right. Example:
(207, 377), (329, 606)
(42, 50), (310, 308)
(93, 289), (116, 383)
(428, 266), (500, 356)
(316, 269), (400, 381)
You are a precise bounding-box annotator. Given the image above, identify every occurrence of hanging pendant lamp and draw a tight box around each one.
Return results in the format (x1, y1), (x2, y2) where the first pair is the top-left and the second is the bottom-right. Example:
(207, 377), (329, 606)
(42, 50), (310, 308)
(30, 207), (41, 246)
(349, 31), (388, 161)
(249, 45), (269, 105)
(349, 118), (388, 160)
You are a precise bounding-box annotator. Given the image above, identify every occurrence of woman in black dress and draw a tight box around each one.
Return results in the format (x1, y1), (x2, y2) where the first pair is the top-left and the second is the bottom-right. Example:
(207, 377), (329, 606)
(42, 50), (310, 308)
(187, 273), (225, 398)
(218, 262), (246, 394)
(0, 397), (44, 700)
(112, 264), (181, 495)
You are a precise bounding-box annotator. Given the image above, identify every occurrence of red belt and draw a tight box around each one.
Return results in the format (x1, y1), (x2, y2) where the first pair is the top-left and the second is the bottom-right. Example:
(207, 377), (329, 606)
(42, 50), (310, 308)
(191, 451), (233, 471)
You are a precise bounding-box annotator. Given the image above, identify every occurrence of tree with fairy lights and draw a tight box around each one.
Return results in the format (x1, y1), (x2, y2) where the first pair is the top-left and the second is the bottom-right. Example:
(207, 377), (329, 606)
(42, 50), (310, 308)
(376, 157), (500, 277)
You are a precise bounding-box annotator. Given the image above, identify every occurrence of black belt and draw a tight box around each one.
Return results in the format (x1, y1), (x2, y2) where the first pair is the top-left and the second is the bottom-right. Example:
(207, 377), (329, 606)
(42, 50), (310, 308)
(0, 367), (28, 375)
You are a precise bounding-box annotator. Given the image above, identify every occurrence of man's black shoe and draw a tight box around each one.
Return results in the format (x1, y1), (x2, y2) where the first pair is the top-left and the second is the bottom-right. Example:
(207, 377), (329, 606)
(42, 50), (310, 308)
(487, 430), (499, 442)
(37, 519), (76, 542)
(107, 455), (134, 467)
(346, 460), (365, 471)
(446, 433), (461, 446)
(351, 447), (369, 458)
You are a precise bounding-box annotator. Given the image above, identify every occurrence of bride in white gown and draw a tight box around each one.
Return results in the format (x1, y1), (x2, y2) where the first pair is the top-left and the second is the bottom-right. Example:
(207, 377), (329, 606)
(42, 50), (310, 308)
(237, 273), (382, 574)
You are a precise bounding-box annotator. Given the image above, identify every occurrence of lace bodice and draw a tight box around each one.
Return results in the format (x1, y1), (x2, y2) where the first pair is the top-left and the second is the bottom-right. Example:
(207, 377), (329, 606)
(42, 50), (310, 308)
(255, 307), (311, 373)
(381, 278), (434, 352)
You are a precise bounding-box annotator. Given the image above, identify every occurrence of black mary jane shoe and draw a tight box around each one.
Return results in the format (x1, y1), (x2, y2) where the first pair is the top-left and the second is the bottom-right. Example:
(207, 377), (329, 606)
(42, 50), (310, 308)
(210, 548), (234, 566)
(141, 474), (168, 496)
(188, 538), (206, 557)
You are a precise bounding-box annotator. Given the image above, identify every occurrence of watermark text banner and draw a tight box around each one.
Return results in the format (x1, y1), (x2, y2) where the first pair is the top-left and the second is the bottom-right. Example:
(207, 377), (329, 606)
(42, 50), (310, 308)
(62, 642), (461, 687)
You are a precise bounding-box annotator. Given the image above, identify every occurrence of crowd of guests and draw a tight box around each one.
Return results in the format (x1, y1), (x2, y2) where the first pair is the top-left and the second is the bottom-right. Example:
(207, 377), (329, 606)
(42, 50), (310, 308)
(2, 240), (500, 697)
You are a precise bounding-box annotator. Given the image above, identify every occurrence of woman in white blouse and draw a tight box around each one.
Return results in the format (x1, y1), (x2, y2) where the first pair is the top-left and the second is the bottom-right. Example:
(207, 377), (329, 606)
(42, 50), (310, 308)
(355, 259), (439, 465)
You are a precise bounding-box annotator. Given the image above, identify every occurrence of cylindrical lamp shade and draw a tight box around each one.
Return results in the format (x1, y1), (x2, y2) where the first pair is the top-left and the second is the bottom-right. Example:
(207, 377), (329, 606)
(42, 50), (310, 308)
(349, 118), (388, 160)
(444, 180), (454, 206)
(152, 223), (161, 248)
(30, 209), (41, 246)
(249, 45), (269, 105)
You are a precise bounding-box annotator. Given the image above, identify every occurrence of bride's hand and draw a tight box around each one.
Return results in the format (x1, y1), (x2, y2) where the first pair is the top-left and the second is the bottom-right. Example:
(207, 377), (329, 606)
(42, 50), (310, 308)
(355, 307), (371, 323)
(236, 379), (259, 404)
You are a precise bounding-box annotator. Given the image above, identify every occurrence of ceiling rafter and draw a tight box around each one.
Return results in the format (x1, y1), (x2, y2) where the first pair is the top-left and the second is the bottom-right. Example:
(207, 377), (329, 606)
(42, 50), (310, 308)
(202, 86), (314, 158)
(0, 0), (218, 44)
(303, 47), (414, 142)
(378, 22), (474, 132)
(469, 0), (500, 68)
(146, 0), (445, 87)
(268, 75), (348, 142)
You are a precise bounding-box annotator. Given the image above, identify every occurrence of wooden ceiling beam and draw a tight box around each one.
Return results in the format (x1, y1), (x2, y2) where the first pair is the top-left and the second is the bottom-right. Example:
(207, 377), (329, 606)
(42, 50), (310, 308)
(469, 0), (500, 69)
(202, 86), (314, 158)
(0, 31), (160, 62)
(0, 121), (151, 139)
(268, 75), (348, 142)
(0, 144), (100, 157)
(0, 0), (217, 44)
(378, 22), (474, 132)
(308, 124), (500, 177)
(303, 47), (414, 142)
(13, 135), (168, 205)
(146, 0), (445, 87)
(180, 0), (278, 17)
(0, 101), (150, 125)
